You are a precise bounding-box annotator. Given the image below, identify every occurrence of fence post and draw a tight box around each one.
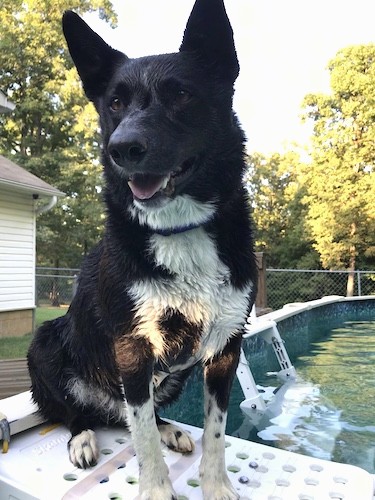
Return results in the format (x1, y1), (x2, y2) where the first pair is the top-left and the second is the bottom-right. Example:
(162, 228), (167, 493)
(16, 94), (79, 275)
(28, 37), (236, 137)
(357, 271), (361, 297)
(255, 252), (267, 311)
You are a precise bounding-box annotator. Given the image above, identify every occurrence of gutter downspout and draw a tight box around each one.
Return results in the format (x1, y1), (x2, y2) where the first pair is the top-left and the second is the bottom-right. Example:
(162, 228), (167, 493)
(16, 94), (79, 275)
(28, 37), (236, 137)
(33, 194), (58, 333)
(35, 195), (57, 215)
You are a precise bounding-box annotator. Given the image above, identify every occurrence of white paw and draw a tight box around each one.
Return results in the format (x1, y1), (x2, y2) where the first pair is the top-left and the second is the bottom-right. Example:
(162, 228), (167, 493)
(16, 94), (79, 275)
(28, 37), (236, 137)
(200, 462), (239, 500)
(158, 422), (195, 453)
(140, 477), (177, 500)
(68, 429), (99, 469)
(201, 477), (239, 500)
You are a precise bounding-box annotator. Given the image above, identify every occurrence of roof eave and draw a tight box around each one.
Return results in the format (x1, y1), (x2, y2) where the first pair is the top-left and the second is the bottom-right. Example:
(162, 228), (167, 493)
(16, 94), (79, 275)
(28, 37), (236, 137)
(0, 178), (65, 197)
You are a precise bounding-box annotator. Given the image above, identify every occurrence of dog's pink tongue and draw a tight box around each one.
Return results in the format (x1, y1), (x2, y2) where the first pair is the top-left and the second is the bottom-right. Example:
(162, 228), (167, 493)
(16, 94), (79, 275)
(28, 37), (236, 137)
(128, 174), (166, 200)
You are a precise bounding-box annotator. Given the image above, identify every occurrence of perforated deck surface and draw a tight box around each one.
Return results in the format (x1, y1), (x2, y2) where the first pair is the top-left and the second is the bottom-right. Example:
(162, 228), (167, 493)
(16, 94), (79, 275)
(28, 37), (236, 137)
(1, 422), (374, 499)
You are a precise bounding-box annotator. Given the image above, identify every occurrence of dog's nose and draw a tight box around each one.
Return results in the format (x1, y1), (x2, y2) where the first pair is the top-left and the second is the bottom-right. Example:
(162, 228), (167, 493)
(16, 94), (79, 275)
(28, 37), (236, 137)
(109, 135), (147, 166)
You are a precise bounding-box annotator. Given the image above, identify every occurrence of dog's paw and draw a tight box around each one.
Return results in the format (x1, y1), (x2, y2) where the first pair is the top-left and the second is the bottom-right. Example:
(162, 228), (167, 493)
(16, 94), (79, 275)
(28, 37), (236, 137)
(158, 422), (195, 453)
(68, 429), (99, 469)
(200, 463), (239, 500)
(140, 478), (177, 500)
(200, 477), (239, 500)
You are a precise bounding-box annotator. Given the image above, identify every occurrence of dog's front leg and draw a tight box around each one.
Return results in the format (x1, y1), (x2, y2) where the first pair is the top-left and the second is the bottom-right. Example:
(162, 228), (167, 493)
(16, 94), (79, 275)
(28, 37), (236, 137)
(116, 337), (176, 500)
(199, 335), (242, 500)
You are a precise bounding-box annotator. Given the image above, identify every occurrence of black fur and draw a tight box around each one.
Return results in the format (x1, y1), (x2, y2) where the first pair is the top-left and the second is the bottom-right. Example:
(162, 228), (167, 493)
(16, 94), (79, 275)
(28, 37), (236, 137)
(28, 1), (257, 497)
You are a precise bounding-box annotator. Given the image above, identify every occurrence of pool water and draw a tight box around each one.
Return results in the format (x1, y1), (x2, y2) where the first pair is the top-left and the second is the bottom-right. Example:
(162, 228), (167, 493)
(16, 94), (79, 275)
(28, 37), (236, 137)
(237, 319), (375, 474)
(163, 301), (375, 474)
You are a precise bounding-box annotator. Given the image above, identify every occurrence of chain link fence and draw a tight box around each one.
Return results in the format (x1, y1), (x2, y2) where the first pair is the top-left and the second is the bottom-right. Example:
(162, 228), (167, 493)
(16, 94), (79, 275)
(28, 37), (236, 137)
(35, 267), (375, 311)
(266, 269), (375, 310)
(35, 267), (79, 307)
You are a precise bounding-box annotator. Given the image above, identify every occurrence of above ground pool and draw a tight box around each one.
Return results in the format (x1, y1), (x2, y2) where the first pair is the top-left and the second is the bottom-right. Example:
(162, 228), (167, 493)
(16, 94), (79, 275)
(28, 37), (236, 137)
(163, 297), (375, 474)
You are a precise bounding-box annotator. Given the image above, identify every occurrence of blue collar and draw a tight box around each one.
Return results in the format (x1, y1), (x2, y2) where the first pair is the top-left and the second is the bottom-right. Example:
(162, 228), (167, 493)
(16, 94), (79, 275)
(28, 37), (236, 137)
(153, 217), (214, 237)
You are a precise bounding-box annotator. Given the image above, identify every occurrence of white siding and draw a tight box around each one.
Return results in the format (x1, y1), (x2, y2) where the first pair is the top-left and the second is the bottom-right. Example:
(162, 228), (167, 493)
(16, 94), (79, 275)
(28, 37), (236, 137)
(0, 187), (35, 311)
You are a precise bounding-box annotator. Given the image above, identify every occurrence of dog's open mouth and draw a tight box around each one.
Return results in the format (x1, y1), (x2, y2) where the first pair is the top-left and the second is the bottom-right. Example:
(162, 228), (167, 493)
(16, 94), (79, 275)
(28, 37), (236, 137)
(128, 157), (196, 201)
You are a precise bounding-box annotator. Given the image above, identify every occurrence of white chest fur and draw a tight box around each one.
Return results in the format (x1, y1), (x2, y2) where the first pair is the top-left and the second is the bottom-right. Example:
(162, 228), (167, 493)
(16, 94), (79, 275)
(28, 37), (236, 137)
(128, 228), (252, 364)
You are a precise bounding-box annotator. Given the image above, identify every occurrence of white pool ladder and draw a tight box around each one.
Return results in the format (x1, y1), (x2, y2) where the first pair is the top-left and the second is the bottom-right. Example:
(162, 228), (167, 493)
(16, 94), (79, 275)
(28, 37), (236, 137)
(236, 312), (297, 422)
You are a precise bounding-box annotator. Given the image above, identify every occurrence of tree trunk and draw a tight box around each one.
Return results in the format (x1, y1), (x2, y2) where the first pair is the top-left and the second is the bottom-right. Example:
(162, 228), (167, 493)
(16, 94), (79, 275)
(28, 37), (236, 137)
(50, 280), (60, 307)
(346, 224), (356, 297)
(346, 267), (355, 297)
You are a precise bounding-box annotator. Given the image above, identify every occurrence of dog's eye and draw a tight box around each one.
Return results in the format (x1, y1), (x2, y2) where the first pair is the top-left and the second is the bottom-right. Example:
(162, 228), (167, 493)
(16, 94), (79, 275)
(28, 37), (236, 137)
(175, 89), (192, 105)
(109, 96), (122, 111)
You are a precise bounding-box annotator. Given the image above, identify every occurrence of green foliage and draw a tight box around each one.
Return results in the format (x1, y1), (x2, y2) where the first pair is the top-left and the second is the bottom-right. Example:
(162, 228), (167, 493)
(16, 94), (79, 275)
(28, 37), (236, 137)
(302, 45), (375, 271)
(245, 45), (375, 277)
(0, 0), (116, 267)
(245, 151), (320, 269)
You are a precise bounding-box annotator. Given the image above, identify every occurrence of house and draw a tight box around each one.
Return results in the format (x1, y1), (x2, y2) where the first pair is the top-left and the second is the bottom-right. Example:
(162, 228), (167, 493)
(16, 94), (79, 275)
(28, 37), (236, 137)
(0, 155), (64, 337)
(0, 90), (15, 114)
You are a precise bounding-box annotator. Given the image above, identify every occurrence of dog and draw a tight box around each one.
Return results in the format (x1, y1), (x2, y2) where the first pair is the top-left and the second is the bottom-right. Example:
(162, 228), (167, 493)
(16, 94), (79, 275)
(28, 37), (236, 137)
(27, 1), (258, 498)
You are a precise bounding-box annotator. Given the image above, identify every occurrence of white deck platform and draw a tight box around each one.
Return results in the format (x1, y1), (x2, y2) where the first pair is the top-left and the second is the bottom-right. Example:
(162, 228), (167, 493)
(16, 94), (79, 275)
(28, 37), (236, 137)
(1, 416), (374, 499)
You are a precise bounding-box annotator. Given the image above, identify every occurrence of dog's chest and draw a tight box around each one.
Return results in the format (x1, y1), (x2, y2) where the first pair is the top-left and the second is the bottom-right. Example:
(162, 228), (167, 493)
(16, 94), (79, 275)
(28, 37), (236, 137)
(128, 229), (251, 364)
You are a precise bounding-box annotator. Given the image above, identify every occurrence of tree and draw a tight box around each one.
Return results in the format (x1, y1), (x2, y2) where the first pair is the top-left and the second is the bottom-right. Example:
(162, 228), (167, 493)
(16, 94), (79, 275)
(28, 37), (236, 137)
(302, 45), (375, 294)
(0, 0), (117, 267)
(245, 151), (319, 269)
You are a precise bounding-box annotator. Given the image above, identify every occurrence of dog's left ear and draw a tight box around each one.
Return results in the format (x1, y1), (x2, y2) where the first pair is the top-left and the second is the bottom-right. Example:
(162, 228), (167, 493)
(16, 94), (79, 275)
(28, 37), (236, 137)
(180, 0), (239, 83)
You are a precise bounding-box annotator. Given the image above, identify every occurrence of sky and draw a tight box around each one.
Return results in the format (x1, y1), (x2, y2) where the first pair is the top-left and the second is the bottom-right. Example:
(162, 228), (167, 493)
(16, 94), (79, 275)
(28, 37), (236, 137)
(86, 0), (375, 155)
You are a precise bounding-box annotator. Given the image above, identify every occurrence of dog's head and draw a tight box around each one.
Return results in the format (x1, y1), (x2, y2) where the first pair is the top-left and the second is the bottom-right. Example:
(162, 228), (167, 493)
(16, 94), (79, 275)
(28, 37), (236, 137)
(63, 0), (243, 224)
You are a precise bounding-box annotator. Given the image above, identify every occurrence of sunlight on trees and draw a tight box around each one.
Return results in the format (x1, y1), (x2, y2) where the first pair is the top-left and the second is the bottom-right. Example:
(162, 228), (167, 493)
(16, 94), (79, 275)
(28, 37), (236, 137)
(0, 0), (116, 267)
(0, 5), (374, 279)
(244, 44), (374, 287)
(301, 45), (375, 291)
(245, 151), (320, 269)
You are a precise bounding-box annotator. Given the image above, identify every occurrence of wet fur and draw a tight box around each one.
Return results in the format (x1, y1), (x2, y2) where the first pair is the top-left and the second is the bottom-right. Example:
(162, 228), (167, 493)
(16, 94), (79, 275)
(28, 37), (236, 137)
(28, 1), (257, 498)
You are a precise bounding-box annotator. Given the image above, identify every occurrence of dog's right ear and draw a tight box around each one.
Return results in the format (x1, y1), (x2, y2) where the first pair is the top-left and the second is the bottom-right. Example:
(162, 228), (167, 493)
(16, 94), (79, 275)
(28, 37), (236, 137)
(62, 11), (127, 100)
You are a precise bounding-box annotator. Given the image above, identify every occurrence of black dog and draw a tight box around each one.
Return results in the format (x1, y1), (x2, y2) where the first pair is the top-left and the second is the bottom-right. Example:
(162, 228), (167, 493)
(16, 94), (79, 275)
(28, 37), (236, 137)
(27, 0), (257, 498)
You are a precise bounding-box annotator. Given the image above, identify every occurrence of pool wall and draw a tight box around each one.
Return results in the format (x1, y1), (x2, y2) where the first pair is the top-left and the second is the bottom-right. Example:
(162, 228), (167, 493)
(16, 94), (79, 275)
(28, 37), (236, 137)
(162, 295), (375, 432)
(243, 295), (375, 375)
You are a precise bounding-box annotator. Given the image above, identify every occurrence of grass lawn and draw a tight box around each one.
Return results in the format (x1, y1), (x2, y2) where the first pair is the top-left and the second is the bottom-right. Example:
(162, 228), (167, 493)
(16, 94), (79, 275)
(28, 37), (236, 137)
(0, 306), (67, 360)
(35, 306), (67, 326)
